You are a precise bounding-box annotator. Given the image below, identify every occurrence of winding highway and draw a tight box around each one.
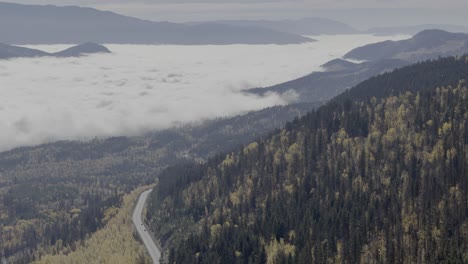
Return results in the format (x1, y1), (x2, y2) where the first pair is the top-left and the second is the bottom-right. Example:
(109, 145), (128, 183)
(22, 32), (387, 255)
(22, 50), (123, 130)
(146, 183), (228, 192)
(133, 189), (161, 264)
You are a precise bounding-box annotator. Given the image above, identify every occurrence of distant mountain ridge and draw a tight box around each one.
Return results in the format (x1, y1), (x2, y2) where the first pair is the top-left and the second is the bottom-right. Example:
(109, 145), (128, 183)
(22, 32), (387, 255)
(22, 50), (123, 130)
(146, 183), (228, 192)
(345, 29), (468, 61)
(0, 42), (110, 59)
(190, 19), (468, 38)
(188, 17), (358, 36)
(247, 30), (468, 102)
(247, 59), (408, 102)
(0, 2), (312, 45)
(366, 24), (468, 36)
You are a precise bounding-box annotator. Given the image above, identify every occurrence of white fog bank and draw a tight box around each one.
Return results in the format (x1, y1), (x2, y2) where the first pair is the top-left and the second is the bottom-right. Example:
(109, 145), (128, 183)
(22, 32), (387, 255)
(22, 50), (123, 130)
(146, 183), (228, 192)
(0, 34), (408, 151)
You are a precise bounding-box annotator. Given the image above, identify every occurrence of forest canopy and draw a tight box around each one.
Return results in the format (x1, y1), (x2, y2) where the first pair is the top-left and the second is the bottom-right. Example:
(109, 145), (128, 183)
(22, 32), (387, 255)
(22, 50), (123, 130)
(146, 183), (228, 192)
(147, 56), (468, 264)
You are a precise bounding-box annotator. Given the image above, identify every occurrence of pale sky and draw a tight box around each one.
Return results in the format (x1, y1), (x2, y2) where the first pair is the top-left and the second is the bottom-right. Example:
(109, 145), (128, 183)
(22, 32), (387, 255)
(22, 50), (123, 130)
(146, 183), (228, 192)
(5, 0), (468, 28)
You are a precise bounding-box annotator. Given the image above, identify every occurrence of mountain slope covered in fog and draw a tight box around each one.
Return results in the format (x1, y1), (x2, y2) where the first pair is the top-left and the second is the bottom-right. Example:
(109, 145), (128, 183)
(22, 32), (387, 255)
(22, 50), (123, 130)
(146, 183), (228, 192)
(345, 29), (468, 61)
(247, 30), (468, 102)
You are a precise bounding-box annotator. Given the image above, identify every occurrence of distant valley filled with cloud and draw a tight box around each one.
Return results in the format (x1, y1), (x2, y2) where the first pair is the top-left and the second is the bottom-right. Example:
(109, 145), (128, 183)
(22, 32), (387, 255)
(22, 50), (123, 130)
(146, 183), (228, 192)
(0, 34), (406, 151)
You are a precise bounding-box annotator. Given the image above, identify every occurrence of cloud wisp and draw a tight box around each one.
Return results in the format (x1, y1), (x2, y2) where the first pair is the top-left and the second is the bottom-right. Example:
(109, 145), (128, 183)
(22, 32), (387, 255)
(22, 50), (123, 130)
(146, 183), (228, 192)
(0, 34), (407, 151)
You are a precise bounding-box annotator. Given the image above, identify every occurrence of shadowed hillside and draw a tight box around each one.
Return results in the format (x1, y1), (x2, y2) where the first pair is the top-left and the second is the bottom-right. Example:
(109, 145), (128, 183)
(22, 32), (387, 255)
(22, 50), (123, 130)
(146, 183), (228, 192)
(147, 55), (468, 263)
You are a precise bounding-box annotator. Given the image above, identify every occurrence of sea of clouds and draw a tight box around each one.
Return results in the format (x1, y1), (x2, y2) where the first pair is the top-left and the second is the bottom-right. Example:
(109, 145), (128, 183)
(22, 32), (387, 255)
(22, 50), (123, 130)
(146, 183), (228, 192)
(0, 34), (408, 151)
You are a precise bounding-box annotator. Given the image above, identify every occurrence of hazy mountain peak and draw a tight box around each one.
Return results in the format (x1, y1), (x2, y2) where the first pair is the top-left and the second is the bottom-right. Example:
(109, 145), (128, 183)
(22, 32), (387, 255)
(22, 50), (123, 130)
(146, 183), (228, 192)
(320, 59), (358, 72)
(0, 43), (111, 60)
(0, 43), (48, 59)
(54, 42), (111, 57)
(367, 25), (468, 36)
(411, 29), (462, 42)
(414, 29), (452, 37)
(345, 29), (468, 61)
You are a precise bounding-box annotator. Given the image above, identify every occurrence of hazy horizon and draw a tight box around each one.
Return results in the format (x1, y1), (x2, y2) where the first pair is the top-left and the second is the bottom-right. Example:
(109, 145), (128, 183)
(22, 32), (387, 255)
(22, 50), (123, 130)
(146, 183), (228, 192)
(4, 1), (468, 29)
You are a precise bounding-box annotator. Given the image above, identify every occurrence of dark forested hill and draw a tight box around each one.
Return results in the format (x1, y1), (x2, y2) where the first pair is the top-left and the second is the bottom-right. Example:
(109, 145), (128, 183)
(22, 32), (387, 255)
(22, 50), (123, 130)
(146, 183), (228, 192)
(0, 102), (318, 263)
(0, 42), (110, 60)
(147, 55), (468, 263)
(0, 43), (48, 59)
(334, 55), (468, 102)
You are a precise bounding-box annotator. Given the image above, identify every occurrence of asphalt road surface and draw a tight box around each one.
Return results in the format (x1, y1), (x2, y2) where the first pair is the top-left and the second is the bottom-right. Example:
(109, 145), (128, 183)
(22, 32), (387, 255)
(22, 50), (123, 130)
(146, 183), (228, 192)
(133, 189), (161, 264)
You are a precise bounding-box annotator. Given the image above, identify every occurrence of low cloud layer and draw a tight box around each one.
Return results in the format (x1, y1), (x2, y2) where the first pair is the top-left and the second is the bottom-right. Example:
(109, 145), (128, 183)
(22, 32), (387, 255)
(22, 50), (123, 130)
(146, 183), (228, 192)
(0, 34), (406, 151)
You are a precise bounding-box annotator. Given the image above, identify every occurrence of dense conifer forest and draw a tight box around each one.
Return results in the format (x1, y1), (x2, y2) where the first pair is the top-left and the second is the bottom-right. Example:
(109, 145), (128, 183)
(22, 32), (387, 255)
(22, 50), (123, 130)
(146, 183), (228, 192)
(35, 186), (152, 264)
(147, 56), (468, 263)
(0, 101), (315, 263)
(2, 52), (468, 263)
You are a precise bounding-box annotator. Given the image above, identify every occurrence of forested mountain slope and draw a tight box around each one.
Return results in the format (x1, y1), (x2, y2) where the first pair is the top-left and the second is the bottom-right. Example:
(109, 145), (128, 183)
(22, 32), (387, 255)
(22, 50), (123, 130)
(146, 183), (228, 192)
(0, 102), (317, 263)
(147, 56), (468, 263)
(334, 55), (468, 102)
